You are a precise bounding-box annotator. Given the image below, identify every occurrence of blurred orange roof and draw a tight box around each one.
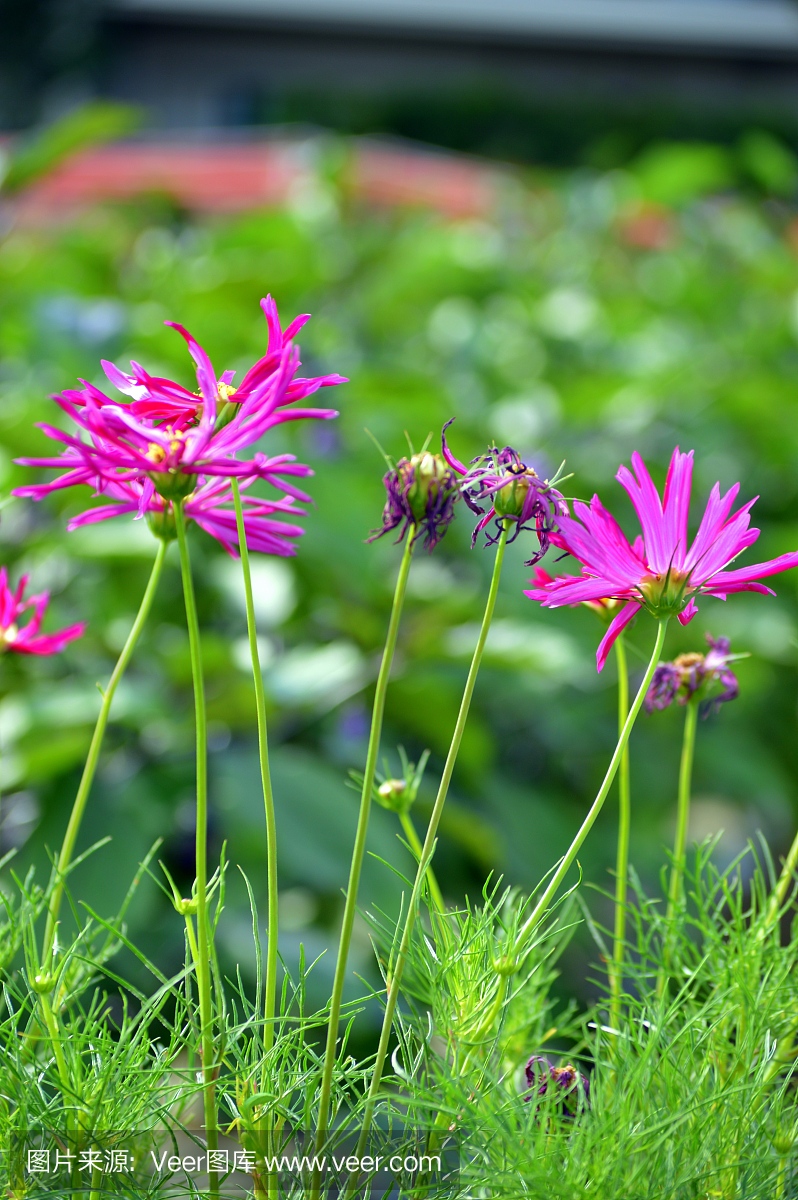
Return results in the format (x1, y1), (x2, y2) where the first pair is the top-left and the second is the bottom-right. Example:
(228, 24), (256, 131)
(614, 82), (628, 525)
(10, 137), (503, 223)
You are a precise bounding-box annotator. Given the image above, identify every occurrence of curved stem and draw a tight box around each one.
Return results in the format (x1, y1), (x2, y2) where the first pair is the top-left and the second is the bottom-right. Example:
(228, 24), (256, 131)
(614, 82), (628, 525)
(515, 618), (669, 951)
(658, 696), (698, 996)
(174, 503), (218, 1195)
(42, 539), (168, 962)
(231, 479), (279, 1078)
(398, 810), (445, 915)
(609, 633), (631, 1035)
(350, 523), (510, 1173)
(314, 532), (415, 1168)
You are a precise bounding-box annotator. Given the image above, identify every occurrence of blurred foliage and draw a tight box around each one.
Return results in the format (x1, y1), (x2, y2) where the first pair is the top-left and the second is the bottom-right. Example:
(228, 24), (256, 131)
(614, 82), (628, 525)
(0, 101), (142, 194)
(241, 82), (798, 171)
(2, 136), (798, 1016)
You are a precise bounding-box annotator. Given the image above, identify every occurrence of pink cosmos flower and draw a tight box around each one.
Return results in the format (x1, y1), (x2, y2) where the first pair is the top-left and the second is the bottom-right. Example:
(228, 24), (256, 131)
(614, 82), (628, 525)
(67, 476), (307, 558)
(63, 296), (345, 428)
(525, 448), (798, 671)
(0, 569), (85, 655)
(531, 567), (622, 622)
(14, 297), (344, 511)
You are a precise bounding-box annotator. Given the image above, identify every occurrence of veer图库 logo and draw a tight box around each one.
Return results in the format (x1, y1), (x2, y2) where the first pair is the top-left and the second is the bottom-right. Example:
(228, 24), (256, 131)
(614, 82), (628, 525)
(11, 1127), (460, 1197)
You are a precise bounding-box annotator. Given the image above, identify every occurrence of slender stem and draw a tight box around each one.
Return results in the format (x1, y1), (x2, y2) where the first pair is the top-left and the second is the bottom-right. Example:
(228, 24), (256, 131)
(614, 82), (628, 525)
(231, 479), (279, 1075)
(314, 532), (415, 1167)
(762, 817), (798, 938)
(658, 696), (699, 996)
(350, 524), (510, 1172)
(609, 633), (631, 1034)
(667, 698), (699, 921)
(174, 503), (218, 1195)
(42, 539), (168, 962)
(39, 989), (71, 1099)
(515, 618), (669, 951)
(399, 810), (445, 915)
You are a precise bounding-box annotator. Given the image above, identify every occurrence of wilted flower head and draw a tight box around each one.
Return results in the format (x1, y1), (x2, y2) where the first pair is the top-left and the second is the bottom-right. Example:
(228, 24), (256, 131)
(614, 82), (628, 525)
(524, 1055), (589, 1118)
(645, 634), (741, 717)
(0, 569), (85, 656)
(442, 421), (568, 566)
(368, 451), (459, 551)
(525, 448), (798, 670)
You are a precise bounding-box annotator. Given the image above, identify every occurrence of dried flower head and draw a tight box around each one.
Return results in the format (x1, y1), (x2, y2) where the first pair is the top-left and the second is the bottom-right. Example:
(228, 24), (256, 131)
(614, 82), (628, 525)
(524, 1055), (590, 1119)
(645, 634), (741, 717)
(368, 452), (459, 551)
(442, 420), (568, 565)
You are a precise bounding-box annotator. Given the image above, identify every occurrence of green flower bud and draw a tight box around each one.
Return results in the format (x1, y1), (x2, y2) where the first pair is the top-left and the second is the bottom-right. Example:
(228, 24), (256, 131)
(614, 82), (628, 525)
(30, 972), (56, 994)
(146, 506), (178, 542)
(376, 778), (411, 814)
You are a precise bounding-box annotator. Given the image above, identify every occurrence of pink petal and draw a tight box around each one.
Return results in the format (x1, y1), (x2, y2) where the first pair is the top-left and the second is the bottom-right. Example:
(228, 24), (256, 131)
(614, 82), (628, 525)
(677, 596), (699, 626)
(705, 551), (798, 591)
(596, 601), (641, 672)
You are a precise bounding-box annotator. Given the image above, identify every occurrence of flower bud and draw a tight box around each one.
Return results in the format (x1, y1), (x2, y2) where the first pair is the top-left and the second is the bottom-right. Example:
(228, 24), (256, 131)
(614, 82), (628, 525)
(772, 1129), (796, 1157)
(376, 778), (411, 814)
(492, 954), (520, 978)
(30, 972), (56, 994)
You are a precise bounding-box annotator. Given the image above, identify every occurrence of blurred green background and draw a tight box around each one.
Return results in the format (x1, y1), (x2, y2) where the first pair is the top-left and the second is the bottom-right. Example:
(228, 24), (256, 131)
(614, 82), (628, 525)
(3, 133), (798, 1020)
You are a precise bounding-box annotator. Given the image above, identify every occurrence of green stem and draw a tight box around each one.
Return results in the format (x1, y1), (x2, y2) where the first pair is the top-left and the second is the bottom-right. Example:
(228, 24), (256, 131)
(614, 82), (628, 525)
(399, 810), (445, 915)
(658, 696), (698, 996)
(231, 479), (279, 1079)
(314, 531), (415, 1168)
(762, 818), (798, 939)
(667, 698), (699, 921)
(42, 539), (168, 962)
(39, 989), (71, 1099)
(350, 523), (510, 1173)
(609, 633), (631, 1035)
(515, 618), (669, 952)
(174, 503), (218, 1196)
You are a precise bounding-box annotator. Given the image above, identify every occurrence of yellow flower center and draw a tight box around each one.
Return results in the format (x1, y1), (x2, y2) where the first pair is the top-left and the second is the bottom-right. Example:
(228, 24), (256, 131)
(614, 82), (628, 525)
(0, 623), (18, 650)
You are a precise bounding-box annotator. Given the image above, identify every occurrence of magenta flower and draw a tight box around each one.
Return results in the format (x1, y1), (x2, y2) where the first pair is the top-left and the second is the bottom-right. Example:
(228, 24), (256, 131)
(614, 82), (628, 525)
(14, 298), (343, 509)
(531, 566), (622, 623)
(66, 476), (307, 558)
(442, 421), (568, 565)
(525, 448), (798, 670)
(67, 296), (345, 428)
(645, 634), (740, 717)
(0, 569), (85, 655)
